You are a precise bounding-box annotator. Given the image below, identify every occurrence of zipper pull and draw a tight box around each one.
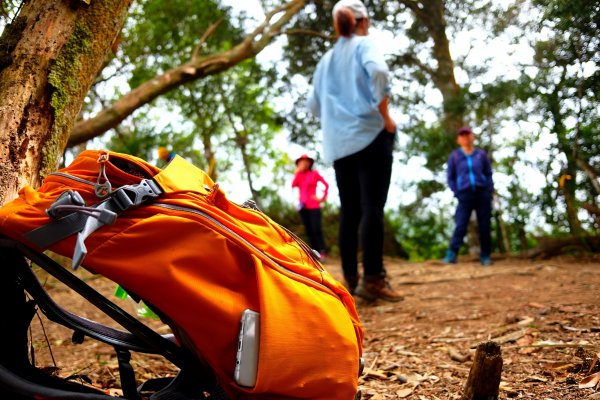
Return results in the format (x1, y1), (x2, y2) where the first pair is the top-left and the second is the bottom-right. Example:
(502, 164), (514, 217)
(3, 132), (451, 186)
(95, 151), (112, 198)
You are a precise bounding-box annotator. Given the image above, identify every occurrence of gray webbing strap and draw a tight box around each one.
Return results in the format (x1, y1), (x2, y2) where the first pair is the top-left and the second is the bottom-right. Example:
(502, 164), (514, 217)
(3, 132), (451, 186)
(24, 211), (89, 248)
(24, 179), (163, 269)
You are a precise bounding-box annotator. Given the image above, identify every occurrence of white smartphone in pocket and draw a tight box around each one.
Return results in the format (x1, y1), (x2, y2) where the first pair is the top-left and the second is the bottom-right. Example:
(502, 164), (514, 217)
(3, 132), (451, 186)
(234, 309), (260, 387)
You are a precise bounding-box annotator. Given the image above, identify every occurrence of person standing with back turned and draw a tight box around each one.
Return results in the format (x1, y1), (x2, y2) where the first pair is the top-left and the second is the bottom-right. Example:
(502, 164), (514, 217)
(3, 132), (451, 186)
(307, 0), (403, 302)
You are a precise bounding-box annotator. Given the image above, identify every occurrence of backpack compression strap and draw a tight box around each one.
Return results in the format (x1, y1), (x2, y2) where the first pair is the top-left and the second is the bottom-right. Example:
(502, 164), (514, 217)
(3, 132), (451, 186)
(24, 178), (163, 269)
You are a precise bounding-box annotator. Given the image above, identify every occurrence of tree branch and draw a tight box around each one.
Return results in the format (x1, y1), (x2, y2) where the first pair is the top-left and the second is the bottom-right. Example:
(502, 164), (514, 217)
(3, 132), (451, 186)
(191, 18), (223, 61)
(577, 157), (600, 196)
(283, 28), (334, 40)
(68, 0), (307, 147)
(399, 0), (427, 21)
(392, 51), (436, 79)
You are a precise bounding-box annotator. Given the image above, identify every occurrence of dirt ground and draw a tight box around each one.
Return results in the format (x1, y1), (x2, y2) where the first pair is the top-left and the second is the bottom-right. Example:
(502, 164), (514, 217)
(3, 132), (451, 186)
(29, 254), (600, 399)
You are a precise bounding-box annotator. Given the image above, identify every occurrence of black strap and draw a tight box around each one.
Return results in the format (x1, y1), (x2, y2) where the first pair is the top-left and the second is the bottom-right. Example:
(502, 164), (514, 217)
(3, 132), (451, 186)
(116, 349), (140, 400)
(0, 238), (219, 398)
(0, 363), (114, 399)
(0, 239), (188, 367)
(12, 245), (176, 352)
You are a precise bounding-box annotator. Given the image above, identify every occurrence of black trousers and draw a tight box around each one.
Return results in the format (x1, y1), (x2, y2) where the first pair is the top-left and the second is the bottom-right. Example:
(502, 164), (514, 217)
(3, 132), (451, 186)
(299, 208), (327, 254)
(333, 129), (395, 281)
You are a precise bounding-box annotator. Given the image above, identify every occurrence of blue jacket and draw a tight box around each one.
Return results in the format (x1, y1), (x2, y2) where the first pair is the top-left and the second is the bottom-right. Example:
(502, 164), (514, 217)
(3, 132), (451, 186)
(447, 148), (494, 195)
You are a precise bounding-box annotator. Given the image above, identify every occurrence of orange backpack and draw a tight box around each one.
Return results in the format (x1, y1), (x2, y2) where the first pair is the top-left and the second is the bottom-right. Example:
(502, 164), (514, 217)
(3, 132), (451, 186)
(0, 150), (363, 399)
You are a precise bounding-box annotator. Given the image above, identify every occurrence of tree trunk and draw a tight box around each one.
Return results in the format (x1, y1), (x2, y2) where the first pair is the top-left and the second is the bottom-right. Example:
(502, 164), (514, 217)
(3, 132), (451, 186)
(526, 235), (600, 259)
(67, 0), (307, 147)
(493, 194), (511, 253)
(0, 0), (133, 206)
(400, 0), (464, 136)
(549, 66), (584, 235)
(462, 341), (502, 400)
(562, 172), (584, 235)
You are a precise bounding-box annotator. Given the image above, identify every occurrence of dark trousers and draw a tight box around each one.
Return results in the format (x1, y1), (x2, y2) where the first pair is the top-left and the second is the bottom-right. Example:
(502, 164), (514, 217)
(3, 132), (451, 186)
(334, 129), (395, 281)
(299, 208), (327, 254)
(449, 188), (492, 257)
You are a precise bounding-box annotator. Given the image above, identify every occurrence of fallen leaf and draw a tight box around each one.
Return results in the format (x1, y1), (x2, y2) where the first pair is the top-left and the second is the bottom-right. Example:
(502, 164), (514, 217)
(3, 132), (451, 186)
(528, 302), (546, 309)
(517, 316), (535, 326)
(579, 371), (600, 389)
(516, 334), (535, 347)
(541, 361), (579, 372)
(525, 375), (548, 382)
(589, 353), (600, 373)
(363, 369), (389, 380)
(397, 387), (416, 398)
(448, 347), (469, 363)
(492, 328), (528, 345)
(396, 349), (420, 356)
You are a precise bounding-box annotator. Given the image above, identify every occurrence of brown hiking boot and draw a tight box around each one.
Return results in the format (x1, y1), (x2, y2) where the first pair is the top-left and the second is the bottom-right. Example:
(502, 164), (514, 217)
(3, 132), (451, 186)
(356, 278), (404, 302)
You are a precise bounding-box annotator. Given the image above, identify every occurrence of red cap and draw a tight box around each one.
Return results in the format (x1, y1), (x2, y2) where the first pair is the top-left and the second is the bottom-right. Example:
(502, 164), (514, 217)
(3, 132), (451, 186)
(295, 154), (314, 167)
(457, 126), (473, 136)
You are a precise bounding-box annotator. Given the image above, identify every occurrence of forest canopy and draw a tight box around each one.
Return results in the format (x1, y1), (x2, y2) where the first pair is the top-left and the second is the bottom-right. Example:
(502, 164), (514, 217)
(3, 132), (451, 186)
(0, 0), (598, 260)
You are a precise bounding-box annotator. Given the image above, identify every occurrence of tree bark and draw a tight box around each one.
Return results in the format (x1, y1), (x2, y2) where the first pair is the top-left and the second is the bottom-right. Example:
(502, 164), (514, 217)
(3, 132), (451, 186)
(0, 0), (133, 206)
(462, 341), (502, 400)
(549, 66), (584, 235)
(67, 0), (307, 147)
(493, 194), (511, 253)
(399, 0), (464, 135)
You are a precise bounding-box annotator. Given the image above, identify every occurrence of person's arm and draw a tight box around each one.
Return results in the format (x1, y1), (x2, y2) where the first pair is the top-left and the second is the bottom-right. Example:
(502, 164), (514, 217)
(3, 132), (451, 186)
(291, 173), (300, 188)
(307, 89), (320, 118)
(447, 153), (457, 195)
(316, 172), (329, 202)
(482, 152), (494, 192)
(307, 61), (323, 118)
(378, 96), (396, 133)
(360, 38), (395, 132)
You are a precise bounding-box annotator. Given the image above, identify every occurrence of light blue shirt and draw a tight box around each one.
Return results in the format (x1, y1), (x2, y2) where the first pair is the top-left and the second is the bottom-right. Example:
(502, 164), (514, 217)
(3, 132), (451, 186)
(307, 35), (391, 163)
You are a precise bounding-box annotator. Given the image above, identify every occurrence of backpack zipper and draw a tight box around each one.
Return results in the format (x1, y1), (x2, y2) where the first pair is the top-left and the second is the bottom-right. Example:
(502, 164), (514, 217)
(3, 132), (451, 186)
(49, 172), (99, 187)
(46, 173), (332, 294)
(152, 202), (332, 294)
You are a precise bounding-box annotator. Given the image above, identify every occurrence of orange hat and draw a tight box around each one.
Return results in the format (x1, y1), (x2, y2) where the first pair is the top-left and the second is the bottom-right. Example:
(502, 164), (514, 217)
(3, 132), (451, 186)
(158, 147), (170, 160)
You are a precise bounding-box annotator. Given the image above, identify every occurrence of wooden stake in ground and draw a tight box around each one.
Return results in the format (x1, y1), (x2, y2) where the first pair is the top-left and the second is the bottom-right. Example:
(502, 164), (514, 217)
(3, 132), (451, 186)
(462, 341), (503, 400)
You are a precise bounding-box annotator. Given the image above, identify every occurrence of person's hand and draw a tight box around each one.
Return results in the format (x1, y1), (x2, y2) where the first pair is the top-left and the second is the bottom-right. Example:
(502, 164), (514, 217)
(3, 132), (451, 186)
(384, 117), (396, 134)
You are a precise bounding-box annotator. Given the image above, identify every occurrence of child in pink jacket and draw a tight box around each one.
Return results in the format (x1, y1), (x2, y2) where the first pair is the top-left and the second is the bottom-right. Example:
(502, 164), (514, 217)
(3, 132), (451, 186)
(292, 154), (329, 259)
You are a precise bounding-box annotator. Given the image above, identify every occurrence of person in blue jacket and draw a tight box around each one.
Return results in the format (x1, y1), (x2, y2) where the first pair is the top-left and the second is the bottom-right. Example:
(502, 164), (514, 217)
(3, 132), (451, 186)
(444, 126), (494, 266)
